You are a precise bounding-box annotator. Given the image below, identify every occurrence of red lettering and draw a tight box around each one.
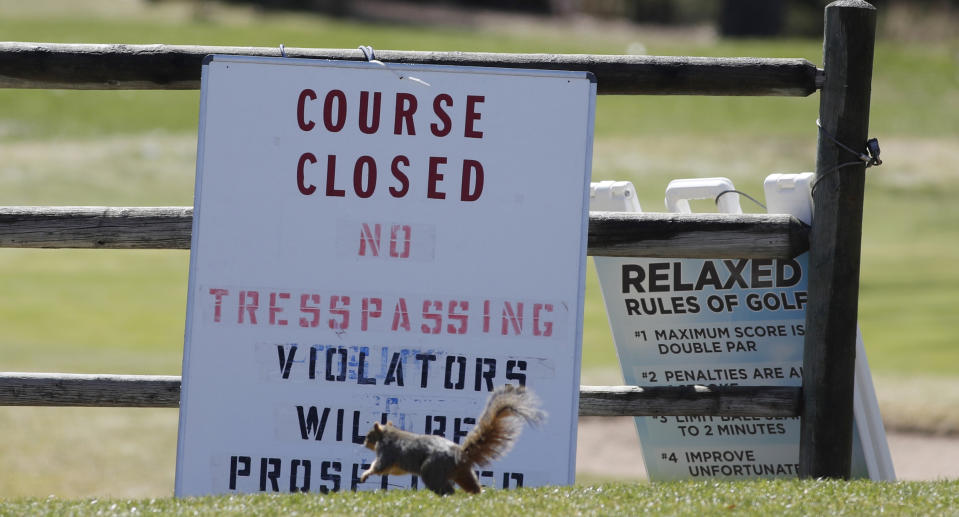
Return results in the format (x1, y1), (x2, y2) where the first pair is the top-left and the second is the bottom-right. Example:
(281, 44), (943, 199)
(447, 300), (469, 334)
(297, 153), (317, 195)
(269, 292), (290, 326)
(389, 224), (411, 258)
(298, 91), (488, 139)
(329, 295), (350, 330)
(207, 287), (558, 338)
(361, 297), (383, 331)
(392, 298), (411, 331)
(302, 155), (483, 200)
(353, 156), (377, 199)
(430, 94), (452, 137)
(325, 154), (345, 197)
(533, 303), (553, 337)
(299, 294), (320, 328)
(421, 300), (442, 334)
(323, 90), (347, 132)
(394, 93), (417, 135)
(460, 159), (484, 201)
(359, 223), (381, 257)
(209, 288), (229, 323)
(501, 301), (523, 335)
(427, 156), (447, 200)
(238, 290), (259, 324)
(297, 89), (316, 131)
(358, 91), (381, 134)
(483, 300), (491, 333)
(464, 95), (484, 138)
(390, 155), (410, 198)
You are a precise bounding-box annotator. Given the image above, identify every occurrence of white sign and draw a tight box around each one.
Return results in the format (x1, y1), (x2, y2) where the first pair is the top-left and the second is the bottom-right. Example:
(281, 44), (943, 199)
(175, 55), (596, 496)
(590, 177), (894, 481)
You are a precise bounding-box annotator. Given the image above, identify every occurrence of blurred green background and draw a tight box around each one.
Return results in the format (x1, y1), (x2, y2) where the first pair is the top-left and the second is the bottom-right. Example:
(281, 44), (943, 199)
(1, 0), (957, 497)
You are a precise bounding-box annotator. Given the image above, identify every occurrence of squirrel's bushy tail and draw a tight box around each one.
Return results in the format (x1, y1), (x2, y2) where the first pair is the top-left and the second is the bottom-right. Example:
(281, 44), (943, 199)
(459, 384), (546, 468)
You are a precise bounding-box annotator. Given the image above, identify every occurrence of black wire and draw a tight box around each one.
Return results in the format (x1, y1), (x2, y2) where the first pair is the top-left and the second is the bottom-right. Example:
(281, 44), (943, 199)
(714, 189), (767, 211)
(810, 161), (864, 196)
(817, 119), (872, 163)
(811, 119), (882, 196)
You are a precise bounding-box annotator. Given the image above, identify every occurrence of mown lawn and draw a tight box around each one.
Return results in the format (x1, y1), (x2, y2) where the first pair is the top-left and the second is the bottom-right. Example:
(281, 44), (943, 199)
(2, 480), (958, 517)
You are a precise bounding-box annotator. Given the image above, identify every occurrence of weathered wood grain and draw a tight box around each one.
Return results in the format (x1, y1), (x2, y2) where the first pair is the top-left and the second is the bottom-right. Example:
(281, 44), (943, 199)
(800, 0), (877, 480)
(578, 385), (800, 417)
(0, 206), (810, 259)
(0, 373), (801, 416)
(0, 206), (192, 249)
(0, 42), (821, 96)
(588, 211), (809, 259)
(0, 372), (181, 407)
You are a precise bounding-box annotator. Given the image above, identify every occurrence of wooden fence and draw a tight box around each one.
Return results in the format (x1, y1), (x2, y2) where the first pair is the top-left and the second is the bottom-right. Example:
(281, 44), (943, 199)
(0, 0), (877, 480)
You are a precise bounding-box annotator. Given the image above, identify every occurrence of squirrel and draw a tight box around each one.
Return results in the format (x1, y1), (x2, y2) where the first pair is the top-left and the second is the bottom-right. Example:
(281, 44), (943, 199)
(359, 384), (545, 495)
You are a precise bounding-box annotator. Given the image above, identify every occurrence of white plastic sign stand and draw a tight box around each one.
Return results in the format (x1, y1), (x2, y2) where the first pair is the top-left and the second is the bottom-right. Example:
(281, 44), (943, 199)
(590, 177), (894, 481)
(176, 55), (596, 496)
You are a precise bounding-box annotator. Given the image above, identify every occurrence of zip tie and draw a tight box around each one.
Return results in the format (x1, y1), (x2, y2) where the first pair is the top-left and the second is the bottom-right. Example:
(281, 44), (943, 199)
(816, 119), (882, 167)
(715, 189), (766, 211)
(358, 45), (376, 63)
(358, 45), (431, 87)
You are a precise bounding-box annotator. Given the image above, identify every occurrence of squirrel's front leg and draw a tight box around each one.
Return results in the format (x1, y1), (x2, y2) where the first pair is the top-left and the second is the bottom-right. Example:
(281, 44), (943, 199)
(359, 458), (380, 483)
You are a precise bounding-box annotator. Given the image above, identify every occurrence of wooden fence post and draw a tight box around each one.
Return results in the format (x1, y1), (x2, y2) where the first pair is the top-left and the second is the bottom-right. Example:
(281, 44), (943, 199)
(800, 0), (877, 479)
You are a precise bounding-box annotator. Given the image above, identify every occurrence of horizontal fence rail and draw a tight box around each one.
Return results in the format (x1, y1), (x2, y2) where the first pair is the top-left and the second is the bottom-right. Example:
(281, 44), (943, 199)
(0, 206), (193, 249)
(0, 373), (801, 417)
(0, 206), (810, 259)
(588, 211), (809, 259)
(579, 385), (801, 417)
(0, 42), (822, 96)
(0, 373), (181, 408)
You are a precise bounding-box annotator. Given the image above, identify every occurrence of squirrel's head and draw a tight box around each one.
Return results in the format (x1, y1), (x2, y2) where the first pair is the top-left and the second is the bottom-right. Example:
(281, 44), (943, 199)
(363, 422), (388, 451)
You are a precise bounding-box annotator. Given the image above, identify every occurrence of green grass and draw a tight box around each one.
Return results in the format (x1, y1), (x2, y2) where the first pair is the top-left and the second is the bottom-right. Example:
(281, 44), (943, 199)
(0, 407), (178, 498)
(858, 185), (959, 375)
(0, 250), (188, 374)
(1, 480), (958, 516)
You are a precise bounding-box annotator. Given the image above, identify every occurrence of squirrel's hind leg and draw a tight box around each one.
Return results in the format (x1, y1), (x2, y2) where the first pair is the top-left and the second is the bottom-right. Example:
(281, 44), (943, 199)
(453, 469), (482, 494)
(419, 465), (455, 495)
